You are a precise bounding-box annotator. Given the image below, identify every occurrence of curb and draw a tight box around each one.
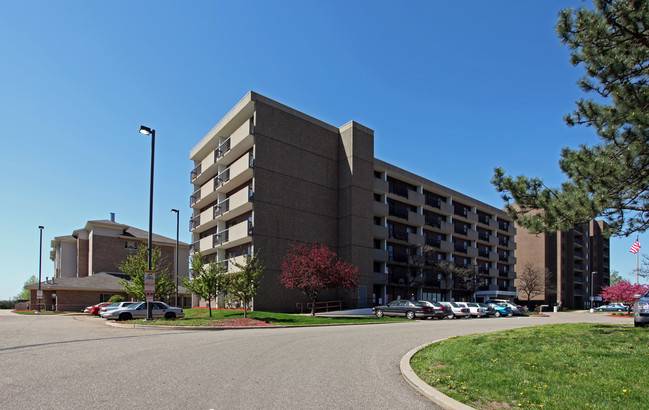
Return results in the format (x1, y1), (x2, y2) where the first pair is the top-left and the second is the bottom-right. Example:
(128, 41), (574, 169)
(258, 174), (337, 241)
(400, 339), (475, 410)
(105, 319), (403, 331)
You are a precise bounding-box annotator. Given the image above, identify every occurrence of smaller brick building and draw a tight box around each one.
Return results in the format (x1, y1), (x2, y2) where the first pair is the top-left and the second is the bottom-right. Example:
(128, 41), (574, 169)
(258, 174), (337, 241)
(27, 218), (191, 311)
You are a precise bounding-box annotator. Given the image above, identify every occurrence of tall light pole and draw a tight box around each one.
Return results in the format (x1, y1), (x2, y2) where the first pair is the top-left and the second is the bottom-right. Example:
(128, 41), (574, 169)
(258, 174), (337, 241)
(37, 226), (44, 313)
(590, 271), (597, 313)
(139, 125), (155, 321)
(171, 209), (179, 307)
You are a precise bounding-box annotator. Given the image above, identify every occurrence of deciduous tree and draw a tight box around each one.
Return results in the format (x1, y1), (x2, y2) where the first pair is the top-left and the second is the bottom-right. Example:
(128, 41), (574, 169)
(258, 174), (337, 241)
(492, 0), (649, 236)
(280, 242), (359, 316)
(599, 280), (649, 306)
(225, 253), (263, 318)
(517, 264), (545, 302)
(181, 251), (225, 317)
(15, 275), (37, 300)
(118, 246), (174, 301)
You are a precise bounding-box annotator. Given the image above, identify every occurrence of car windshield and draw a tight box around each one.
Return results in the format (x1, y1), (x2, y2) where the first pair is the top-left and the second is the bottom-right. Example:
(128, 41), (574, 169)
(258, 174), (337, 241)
(450, 302), (460, 307)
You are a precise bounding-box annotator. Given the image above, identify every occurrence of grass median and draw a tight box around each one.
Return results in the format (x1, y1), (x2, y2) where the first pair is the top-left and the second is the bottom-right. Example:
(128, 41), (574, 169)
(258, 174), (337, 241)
(410, 323), (648, 409)
(129, 308), (407, 326)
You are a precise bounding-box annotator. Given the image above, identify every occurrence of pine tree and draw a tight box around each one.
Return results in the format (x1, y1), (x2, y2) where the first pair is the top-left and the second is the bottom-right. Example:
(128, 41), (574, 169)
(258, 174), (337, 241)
(492, 0), (649, 236)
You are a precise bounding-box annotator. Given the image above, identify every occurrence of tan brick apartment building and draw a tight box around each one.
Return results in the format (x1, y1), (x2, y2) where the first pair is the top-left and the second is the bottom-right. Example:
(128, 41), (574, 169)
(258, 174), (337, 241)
(26, 217), (191, 311)
(514, 220), (610, 309)
(189, 92), (516, 311)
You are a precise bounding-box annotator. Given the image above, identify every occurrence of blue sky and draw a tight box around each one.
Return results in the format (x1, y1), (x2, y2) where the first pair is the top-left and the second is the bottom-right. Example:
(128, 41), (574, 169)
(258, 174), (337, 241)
(1, 1), (645, 300)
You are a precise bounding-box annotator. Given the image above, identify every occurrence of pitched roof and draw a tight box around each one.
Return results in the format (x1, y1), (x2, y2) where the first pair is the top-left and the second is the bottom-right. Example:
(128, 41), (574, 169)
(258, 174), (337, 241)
(74, 219), (188, 247)
(25, 272), (190, 294)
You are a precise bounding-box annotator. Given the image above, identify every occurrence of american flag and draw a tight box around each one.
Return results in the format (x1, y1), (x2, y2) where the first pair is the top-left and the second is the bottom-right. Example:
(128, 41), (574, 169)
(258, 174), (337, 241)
(630, 239), (641, 254)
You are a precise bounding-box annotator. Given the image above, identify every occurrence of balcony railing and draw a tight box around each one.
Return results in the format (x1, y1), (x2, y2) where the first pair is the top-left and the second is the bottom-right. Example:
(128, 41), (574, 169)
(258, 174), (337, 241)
(478, 215), (490, 225)
(189, 215), (200, 230)
(190, 163), (202, 182)
(389, 206), (409, 219)
(189, 241), (199, 254)
(454, 225), (468, 235)
(190, 190), (201, 206)
(478, 231), (490, 241)
(214, 138), (231, 160)
(213, 230), (230, 247)
(425, 217), (441, 228)
(425, 236), (441, 247)
(425, 196), (441, 209)
(390, 230), (408, 241)
(389, 183), (408, 198)
(454, 206), (468, 217)
(214, 198), (230, 218)
(454, 244), (468, 253)
(214, 168), (231, 190)
(478, 249), (490, 258)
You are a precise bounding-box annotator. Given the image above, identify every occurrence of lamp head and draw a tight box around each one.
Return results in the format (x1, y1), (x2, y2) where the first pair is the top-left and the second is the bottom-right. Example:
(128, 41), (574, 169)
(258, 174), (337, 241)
(171, 209), (179, 213)
(139, 125), (153, 135)
(38, 226), (44, 230)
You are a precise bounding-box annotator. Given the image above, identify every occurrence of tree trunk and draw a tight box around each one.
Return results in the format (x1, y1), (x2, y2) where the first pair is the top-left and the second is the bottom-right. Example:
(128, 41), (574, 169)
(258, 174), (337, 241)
(208, 299), (212, 317)
(310, 296), (317, 316)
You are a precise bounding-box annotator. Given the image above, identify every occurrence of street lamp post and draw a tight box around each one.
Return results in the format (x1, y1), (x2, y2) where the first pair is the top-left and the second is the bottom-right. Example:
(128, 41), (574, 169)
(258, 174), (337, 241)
(590, 271), (597, 313)
(37, 226), (44, 313)
(171, 209), (179, 307)
(139, 125), (155, 321)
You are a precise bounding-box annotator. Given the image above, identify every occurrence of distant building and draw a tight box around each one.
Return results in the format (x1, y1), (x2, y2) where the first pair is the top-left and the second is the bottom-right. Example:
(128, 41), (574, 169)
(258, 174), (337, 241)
(26, 216), (191, 311)
(189, 92), (516, 311)
(515, 220), (610, 309)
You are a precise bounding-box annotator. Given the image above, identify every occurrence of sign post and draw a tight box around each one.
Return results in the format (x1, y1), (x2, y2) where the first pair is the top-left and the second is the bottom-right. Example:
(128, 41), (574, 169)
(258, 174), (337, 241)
(144, 270), (155, 304)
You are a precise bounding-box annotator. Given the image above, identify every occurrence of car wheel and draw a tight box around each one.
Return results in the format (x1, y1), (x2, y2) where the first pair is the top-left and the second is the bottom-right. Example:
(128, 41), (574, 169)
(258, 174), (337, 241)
(375, 309), (384, 318)
(494, 311), (501, 317)
(406, 310), (415, 320)
(507, 312), (513, 317)
(164, 312), (176, 320)
(118, 313), (132, 321)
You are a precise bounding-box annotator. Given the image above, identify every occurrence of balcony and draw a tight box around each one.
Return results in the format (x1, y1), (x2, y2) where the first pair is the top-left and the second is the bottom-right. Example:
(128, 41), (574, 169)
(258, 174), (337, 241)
(193, 153), (254, 209)
(425, 236), (441, 247)
(467, 247), (478, 258)
(190, 190), (201, 207)
(189, 215), (200, 231)
(189, 241), (199, 255)
(408, 211), (425, 226)
(373, 225), (388, 238)
(374, 201), (388, 216)
(389, 230), (408, 242)
(425, 196), (441, 209)
(214, 137), (231, 161)
(388, 183), (408, 198)
(192, 119), (254, 187)
(408, 189), (424, 204)
(190, 163), (202, 182)
(373, 249), (388, 262)
(374, 178), (388, 193)
(212, 220), (253, 249)
(408, 232), (425, 246)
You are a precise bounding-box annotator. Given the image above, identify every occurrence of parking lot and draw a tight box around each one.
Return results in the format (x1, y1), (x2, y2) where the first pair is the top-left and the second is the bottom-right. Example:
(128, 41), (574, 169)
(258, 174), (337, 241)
(0, 310), (630, 409)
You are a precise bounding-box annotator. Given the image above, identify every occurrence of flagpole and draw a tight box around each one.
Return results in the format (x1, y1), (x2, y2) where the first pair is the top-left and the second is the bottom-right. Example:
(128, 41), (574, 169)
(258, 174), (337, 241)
(637, 250), (639, 285)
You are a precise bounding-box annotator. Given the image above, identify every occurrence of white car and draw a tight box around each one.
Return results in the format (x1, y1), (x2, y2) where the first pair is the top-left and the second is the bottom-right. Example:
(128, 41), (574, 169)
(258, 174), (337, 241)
(456, 302), (486, 318)
(439, 301), (471, 318)
(101, 302), (184, 321)
(99, 301), (137, 315)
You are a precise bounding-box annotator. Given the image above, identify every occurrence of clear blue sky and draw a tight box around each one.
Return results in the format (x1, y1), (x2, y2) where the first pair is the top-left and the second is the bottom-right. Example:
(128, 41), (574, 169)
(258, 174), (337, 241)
(1, 1), (645, 300)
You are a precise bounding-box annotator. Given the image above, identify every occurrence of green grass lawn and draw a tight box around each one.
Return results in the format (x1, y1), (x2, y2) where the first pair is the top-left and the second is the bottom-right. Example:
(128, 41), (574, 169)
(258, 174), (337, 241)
(410, 323), (649, 409)
(130, 308), (407, 326)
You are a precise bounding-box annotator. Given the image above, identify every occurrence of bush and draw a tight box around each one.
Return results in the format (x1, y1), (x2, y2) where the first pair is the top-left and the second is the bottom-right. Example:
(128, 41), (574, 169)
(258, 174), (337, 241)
(0, 300), (17, 309)
(108, 295), (124, 303)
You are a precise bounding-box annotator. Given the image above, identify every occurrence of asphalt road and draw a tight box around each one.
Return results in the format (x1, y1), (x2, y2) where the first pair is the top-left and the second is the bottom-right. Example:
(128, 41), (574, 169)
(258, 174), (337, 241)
(0, 310), (630, 409)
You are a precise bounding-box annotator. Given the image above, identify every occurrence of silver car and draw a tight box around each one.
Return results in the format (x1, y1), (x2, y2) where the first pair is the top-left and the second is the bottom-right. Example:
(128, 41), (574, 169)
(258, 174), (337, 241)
(101, 301), (184, 321)
(99, 301), (137, 315)
(634, 291), (649, 327)
(457, 302), (486, 318)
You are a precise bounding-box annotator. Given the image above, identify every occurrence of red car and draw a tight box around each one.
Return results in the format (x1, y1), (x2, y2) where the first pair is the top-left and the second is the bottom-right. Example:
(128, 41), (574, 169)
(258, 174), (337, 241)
(86, 302), (112, 315)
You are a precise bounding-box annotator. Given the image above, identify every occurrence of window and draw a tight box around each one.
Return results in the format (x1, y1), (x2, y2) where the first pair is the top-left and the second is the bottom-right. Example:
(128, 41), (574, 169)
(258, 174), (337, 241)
(100, 293), (115, 302)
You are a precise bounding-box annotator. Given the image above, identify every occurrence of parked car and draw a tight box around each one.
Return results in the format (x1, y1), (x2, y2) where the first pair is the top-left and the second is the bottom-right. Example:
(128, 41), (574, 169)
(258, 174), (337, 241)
(634, 291), (649, 327)
(84, 302), (112, 315)
(456, 302), (486, 318)
(487, 303), (513, 317)
(488, 300), (526, 316)
(101, 302), (184, 321)
(99, 301), (136, 315)
(372, 300), (437, 320)
(477, 303), (494, 316)
(438, 301), (471, 318)
(417, 300), (453, 319)
(596, 303), (627, 312)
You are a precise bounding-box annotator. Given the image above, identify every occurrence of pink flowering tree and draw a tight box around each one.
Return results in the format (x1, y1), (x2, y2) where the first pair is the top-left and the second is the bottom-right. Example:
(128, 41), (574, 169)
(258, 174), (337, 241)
(599, 281), (649, 310)
(280, 242), (359, 316)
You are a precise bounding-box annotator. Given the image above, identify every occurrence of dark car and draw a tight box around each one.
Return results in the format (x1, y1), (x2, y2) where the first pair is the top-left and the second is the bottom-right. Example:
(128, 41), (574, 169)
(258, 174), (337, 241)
(372, 300), (436, 320)
(417, 300), (453, 319)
